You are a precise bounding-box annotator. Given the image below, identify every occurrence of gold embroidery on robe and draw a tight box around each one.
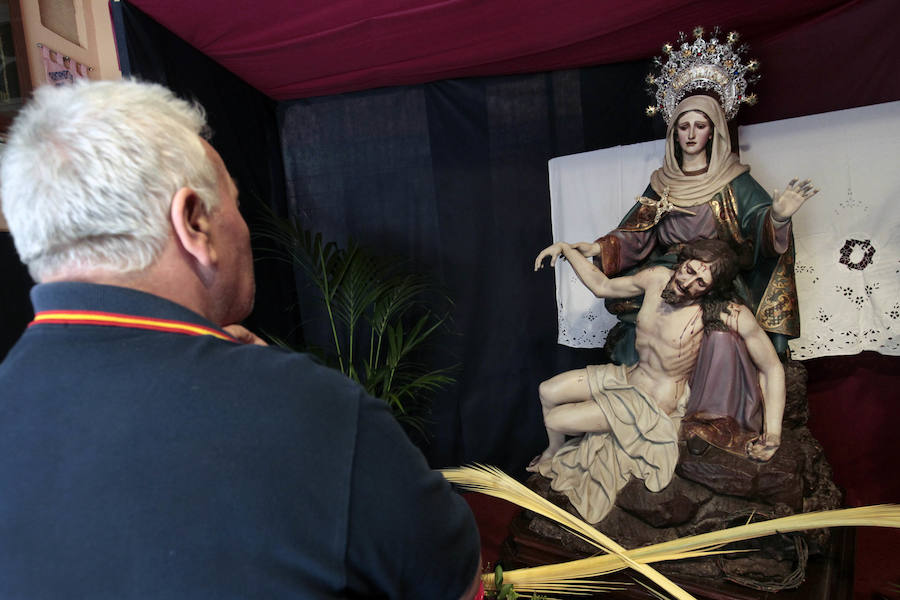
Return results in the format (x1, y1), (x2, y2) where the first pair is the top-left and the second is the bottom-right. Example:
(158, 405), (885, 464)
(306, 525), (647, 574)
(595, 234), (621, 276)
(616, 203), (659, 232)
(710, 185), (754, 270)
(756, 238), (801, 336)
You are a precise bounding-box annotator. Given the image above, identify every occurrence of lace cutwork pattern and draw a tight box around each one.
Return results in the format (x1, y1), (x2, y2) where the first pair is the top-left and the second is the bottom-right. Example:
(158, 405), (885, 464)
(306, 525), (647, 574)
(738, 101), (900, 360)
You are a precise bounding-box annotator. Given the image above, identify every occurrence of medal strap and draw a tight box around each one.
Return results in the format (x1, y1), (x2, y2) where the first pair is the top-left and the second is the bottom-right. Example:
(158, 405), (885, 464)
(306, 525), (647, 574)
(29, 310), (239, 343)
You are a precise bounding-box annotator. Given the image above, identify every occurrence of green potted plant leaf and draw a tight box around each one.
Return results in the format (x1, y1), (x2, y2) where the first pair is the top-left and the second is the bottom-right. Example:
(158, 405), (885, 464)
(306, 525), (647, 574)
(257, 213), (456, 439)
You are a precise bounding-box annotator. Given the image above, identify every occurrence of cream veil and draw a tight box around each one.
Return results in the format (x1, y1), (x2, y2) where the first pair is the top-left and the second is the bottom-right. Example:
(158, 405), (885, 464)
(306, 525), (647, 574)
(648, 95), (749, 207)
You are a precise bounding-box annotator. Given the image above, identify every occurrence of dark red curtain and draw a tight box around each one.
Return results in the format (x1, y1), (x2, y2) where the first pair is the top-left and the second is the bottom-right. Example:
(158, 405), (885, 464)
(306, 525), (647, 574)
(128, 0), (899, 123)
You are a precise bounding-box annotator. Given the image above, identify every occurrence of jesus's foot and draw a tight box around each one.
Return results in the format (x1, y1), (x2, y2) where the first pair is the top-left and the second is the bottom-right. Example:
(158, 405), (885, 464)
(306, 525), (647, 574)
(525, 448), (556, 473)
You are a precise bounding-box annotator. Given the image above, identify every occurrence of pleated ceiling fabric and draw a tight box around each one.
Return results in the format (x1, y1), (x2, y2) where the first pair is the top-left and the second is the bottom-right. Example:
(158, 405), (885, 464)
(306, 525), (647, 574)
(126, 0), (900, 125)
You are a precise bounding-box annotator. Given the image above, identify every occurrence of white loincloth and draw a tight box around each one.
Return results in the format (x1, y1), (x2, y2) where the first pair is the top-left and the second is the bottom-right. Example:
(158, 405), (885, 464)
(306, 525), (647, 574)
(536, 363), (687, 524)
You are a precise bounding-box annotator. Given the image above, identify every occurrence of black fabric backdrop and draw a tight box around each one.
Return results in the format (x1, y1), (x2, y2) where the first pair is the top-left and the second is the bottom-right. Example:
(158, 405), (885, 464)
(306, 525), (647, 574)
(0, 234), (33, 361)
(277, 73), (666, 472)
(100, 1), (677, 475)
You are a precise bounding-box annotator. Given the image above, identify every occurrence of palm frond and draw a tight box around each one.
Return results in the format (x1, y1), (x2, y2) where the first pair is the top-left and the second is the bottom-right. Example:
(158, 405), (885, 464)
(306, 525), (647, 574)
(442, 465), (699, 600)
(442, 464), (900, 599)
(254, 213), (456, 427)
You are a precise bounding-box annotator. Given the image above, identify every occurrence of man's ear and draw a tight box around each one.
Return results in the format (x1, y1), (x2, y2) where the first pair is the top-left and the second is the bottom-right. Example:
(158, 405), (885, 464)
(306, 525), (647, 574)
(170, 187), (216, 268)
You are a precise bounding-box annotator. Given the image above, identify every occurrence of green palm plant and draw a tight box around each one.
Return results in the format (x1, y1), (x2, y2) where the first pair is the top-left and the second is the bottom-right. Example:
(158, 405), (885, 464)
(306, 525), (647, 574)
(257, 214), (456, 436)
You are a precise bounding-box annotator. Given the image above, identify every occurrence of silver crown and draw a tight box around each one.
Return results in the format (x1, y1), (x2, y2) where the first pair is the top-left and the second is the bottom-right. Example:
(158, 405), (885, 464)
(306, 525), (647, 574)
(645, 26), (760, 123)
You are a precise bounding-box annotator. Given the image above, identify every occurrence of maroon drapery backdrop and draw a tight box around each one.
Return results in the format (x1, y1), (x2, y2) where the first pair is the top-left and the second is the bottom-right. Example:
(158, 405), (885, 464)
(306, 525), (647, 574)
(129, 0), (899, 122)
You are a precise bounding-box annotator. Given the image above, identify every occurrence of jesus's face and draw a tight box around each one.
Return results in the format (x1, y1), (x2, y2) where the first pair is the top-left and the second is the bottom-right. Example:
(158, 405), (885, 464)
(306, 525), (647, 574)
(661, 259), (714, 305)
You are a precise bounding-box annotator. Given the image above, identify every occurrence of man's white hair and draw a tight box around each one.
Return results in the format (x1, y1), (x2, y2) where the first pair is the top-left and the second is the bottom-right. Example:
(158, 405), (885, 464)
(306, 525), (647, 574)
(0, 79), (219, 281)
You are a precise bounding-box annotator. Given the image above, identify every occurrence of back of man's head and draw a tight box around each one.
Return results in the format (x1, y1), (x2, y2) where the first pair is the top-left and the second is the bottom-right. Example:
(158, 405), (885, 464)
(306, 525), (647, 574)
(0, 79), (218, 282)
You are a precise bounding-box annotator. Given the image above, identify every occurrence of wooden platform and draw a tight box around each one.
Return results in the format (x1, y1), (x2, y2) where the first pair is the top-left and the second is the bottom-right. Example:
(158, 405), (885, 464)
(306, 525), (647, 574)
(499, 511), (856, 599)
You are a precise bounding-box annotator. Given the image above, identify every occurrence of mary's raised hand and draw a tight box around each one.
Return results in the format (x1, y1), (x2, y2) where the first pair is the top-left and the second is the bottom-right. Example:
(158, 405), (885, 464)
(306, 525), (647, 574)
(772, 178), (818, 221)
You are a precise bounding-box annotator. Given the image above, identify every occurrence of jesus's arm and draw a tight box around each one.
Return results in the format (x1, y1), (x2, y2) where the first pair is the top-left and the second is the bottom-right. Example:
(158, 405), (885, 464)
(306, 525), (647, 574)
(728, 303), (786, 461)
(535, 242), (659, 299)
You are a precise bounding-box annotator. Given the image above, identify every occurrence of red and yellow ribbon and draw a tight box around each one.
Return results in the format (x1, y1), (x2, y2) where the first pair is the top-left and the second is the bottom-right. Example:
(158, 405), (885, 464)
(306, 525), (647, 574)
(30, 310), (238, 343)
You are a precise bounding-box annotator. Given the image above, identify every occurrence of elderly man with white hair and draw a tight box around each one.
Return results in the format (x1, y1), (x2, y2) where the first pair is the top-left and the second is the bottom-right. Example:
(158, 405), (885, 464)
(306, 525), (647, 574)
(0, 79), (481, 599)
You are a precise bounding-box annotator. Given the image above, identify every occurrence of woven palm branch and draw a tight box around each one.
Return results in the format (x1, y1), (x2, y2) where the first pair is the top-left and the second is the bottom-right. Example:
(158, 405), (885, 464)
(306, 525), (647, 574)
(442, 464), (900, 598)
(442, 464), (698, 599)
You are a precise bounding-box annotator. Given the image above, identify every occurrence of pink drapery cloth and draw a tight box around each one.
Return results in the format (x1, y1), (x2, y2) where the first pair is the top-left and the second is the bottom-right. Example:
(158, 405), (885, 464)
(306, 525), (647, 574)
(41, 45), (88, 86)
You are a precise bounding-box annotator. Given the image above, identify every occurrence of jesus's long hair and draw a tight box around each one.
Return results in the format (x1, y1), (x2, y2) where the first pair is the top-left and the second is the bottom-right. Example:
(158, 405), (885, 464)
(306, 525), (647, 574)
(673, 239), (741, 332)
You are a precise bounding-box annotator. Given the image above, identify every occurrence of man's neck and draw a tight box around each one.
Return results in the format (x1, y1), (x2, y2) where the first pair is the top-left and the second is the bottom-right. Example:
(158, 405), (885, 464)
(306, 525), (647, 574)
(42, 259), (216, 324)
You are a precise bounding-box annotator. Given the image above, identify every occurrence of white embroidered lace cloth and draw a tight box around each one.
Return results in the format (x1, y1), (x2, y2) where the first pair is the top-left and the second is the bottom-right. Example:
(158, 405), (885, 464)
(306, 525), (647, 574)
(548, 139), (665, 347)
(740, 101), (900, 359)
(550, 101), (899, 359)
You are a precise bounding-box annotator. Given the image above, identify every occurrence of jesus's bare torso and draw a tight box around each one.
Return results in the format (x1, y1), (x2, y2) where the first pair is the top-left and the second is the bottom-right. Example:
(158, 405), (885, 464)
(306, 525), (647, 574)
(629, 268), (707, 415)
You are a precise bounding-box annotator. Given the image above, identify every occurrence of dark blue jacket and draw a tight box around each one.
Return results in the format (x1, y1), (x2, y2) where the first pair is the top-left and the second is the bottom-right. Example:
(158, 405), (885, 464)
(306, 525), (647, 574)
(0, 282), (479, 599)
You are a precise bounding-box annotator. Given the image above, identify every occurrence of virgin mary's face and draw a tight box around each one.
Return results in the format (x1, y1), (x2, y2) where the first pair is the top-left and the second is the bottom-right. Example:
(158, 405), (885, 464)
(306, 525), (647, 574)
(675, 110), (712, 157)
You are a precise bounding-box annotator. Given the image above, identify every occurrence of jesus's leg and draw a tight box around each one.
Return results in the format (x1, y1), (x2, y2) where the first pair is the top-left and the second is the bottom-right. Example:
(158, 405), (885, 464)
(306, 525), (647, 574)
(527, 368), (611, 472)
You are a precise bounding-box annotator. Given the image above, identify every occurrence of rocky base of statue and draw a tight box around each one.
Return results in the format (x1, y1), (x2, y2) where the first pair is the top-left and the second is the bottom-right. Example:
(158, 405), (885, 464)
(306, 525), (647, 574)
(511, 360), (843, 593)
